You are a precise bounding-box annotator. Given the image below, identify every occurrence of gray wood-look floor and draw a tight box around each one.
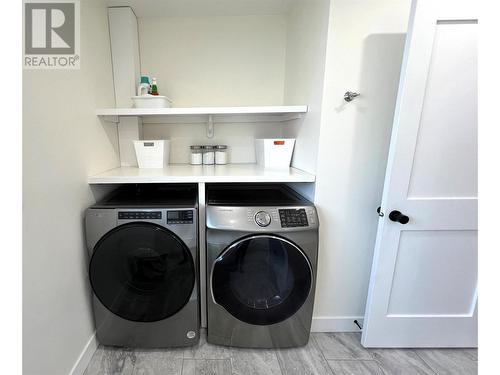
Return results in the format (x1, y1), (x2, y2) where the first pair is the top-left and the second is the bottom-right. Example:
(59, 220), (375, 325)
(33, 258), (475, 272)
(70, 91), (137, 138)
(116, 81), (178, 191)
(83, 331), (477, 375)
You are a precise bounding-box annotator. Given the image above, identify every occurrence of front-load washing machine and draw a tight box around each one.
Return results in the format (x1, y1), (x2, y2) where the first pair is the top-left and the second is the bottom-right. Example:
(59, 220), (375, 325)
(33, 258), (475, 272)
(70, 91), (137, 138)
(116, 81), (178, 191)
(206, 184), (319, 348)
(85, 184), (199, 347)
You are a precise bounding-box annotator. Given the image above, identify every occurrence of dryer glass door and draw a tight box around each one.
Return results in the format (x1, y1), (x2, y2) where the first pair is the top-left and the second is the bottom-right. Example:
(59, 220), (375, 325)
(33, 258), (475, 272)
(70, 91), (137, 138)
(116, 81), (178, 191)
(89, 222), (195, 322)
(212, 235), (312, 325)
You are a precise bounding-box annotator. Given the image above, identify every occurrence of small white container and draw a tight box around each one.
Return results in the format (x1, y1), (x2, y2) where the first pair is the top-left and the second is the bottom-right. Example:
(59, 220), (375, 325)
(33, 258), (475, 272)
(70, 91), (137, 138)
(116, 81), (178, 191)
(133, 140), (170, 168)
(132, 95), (172, 108)
(203, 145), (215, 165)
(190, 145), (203, 165)
(255, 138), (296, 169)
(215, 145), (228, 165)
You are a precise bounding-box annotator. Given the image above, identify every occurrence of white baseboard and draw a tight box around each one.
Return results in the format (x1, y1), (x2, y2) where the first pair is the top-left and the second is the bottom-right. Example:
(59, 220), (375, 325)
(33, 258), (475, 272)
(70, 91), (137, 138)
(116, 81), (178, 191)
(311, 316), (364, 332)
(69, 332), (98, 375)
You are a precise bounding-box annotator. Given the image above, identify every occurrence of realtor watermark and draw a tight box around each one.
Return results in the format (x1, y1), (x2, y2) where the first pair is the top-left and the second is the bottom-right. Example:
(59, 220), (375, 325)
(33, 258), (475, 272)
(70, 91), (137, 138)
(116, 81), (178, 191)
(23, 0), (80, 69)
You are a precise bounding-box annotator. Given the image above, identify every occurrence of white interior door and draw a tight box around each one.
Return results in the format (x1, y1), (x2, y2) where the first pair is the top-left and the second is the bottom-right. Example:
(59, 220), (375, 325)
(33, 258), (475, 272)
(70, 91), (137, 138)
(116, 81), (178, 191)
(361, 0), (477, 347)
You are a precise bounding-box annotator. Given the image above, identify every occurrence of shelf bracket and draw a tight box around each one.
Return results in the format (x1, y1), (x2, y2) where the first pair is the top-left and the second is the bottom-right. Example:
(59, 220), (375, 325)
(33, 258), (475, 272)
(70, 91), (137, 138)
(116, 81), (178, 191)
(101, 115), (119, 123)
(206, 115), (214, 138)
(276, 113), (303, 122)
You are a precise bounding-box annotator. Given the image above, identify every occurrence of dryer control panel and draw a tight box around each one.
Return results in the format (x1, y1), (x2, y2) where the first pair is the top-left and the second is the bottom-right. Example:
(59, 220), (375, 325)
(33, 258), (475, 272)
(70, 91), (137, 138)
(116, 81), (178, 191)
(279, 208), (309, 228)
(207, 206), (318, 231)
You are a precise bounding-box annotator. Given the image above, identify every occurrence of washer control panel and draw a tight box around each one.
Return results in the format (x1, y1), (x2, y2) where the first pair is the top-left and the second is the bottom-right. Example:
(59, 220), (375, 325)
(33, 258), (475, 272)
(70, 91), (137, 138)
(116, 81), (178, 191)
(279, 208), (309, 228)
(118, 211), (162, 220)
(254, 211), (272, 227)
(117, 210), (194, 224)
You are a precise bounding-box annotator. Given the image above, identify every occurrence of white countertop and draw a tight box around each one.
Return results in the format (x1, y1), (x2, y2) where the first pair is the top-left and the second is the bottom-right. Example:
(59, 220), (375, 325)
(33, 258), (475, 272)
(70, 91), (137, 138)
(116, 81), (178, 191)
(88, 164), (316, 184)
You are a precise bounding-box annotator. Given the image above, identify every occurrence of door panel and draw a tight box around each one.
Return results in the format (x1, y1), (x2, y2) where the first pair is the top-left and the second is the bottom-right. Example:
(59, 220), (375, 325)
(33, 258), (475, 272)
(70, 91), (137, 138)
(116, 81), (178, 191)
(211, 235), (312, 325)
(362, 0), (477, 347)
(387, 230), (477, 316)
(89, 222), (195, 322)
(407, 21), (477, 198)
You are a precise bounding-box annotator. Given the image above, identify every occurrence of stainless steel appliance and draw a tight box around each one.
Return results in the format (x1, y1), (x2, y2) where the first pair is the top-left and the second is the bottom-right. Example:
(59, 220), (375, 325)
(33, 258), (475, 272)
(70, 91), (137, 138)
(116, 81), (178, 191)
(206, 184), (319, 348)
(85, 184), (199, 347)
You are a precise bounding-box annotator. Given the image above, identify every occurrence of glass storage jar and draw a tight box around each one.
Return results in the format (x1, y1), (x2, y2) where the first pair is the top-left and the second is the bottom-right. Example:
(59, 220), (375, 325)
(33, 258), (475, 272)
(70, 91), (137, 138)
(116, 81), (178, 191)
(190, 145), (203, 165)
(202, 145), (215, 165)
(215, 145), (228, 165)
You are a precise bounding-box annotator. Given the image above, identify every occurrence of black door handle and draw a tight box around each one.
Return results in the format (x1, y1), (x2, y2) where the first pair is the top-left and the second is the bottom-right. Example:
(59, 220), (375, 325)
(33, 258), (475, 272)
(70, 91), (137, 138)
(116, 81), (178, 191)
(389, 210), (409, 224)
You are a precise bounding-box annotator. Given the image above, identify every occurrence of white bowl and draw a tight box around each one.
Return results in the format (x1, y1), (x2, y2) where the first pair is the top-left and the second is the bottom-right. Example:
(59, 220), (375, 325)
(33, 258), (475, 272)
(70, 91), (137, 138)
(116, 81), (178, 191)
(132, 95), (172, 108)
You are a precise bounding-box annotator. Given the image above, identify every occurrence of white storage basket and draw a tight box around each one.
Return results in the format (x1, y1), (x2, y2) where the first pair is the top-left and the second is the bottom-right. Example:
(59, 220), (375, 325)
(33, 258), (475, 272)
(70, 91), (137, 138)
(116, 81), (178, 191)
(255, 138), (296, 169)
(133, 140), (170, 168)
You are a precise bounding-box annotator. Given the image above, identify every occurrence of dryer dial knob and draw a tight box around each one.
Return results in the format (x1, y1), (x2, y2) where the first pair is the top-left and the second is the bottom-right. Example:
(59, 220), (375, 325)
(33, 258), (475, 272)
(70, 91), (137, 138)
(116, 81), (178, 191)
(255, 211), (271, 227)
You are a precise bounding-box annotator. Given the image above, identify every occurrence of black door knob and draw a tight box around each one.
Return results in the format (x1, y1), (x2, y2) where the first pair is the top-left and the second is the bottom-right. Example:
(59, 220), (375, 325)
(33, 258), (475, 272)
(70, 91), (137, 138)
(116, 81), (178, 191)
(389, 210), (409, 224)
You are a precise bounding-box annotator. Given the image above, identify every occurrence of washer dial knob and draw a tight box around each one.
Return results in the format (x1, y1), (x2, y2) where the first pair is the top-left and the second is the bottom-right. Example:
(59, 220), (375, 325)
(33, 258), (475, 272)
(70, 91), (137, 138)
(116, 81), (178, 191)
(255, 211), (272, 227)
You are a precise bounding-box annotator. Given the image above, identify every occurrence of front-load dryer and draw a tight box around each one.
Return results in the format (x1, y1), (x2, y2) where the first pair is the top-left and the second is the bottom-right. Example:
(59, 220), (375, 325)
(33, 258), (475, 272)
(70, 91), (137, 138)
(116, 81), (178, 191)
(206, 184), (319, 348)
(85, 184), (199, 347)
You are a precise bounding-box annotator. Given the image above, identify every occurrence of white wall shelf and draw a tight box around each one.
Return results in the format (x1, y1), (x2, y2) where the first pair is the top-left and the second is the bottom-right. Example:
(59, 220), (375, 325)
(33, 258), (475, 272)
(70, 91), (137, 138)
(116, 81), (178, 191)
(95, 105), (308, 123)
(88, 164), (315, 184)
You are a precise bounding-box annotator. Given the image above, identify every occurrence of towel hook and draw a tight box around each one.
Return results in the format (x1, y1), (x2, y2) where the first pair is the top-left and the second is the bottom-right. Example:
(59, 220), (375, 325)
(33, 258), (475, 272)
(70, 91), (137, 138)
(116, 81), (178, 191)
(344, 91), (360, 102)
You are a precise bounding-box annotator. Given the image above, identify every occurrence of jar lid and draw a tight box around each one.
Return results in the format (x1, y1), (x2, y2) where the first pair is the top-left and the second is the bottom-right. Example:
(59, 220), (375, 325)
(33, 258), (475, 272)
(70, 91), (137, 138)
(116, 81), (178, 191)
(203, 145), (215, 150)
(215, 145), (228, 149)
(190, 145), (203, 150)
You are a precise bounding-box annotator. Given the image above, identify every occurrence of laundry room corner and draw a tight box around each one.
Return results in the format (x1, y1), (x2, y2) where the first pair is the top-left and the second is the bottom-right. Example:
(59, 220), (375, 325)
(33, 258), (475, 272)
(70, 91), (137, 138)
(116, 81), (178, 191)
(312, 0), (411, 332)
(16, 0), (483, 374)
(22, 1), (119, 374)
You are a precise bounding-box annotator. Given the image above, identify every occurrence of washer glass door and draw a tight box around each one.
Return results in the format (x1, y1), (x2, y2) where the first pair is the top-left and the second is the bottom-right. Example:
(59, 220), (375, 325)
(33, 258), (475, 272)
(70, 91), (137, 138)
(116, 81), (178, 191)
(211, 235), (312, 325)
(89, 222), (195, 322)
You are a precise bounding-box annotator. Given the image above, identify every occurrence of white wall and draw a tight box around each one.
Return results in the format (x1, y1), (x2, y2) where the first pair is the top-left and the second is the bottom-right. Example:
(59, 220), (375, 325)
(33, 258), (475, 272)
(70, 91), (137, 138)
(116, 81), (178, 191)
(138, 15), (287, 107)
(22, 0), (118, 374)
(138, 15), (288, 163)
(312, 0), (411, 330)
(283, 0), (330, 174)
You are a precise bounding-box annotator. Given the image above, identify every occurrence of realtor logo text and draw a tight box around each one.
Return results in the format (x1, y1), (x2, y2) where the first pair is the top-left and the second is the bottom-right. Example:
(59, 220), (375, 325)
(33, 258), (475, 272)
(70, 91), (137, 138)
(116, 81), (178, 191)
(23, 0), (80, 69)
